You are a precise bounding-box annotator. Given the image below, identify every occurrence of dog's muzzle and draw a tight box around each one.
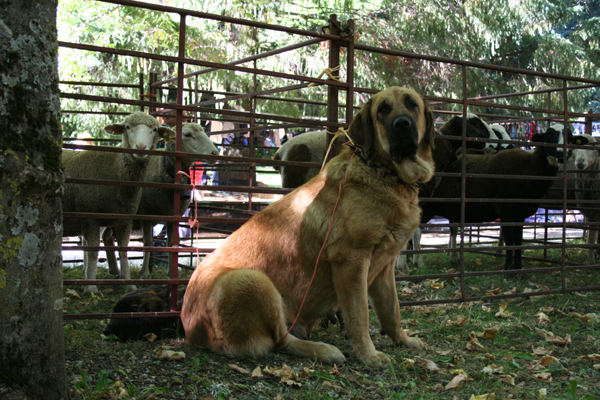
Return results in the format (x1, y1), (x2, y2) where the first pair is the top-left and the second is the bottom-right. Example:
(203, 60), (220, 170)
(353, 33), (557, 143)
(387, 115), (419, 162)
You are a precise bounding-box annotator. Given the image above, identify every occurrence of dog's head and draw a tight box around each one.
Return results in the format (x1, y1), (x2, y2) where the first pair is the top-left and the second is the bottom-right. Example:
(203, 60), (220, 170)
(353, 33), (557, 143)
(348, 87), (435, 184)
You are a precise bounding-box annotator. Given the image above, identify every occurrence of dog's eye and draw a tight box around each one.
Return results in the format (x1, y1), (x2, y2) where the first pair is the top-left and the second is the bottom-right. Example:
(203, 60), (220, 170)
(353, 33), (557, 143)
(404, 96), (418, 110)
(378, 103), (392, 116)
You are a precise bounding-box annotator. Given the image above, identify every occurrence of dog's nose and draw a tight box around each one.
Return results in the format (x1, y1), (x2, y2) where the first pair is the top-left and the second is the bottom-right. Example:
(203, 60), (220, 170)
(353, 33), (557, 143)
(393, 116), (413, 130)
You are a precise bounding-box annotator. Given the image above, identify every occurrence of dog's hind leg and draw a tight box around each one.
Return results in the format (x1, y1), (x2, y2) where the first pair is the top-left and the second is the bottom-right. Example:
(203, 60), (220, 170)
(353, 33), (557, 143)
(216, 269), (345, 365)
(369, 261), (425, 350)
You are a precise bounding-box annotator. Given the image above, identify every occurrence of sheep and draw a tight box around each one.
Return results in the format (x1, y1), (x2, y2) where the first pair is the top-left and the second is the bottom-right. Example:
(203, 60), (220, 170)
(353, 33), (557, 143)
(102, 123), (219, 279)
(421, 123), (581, 270)
(272, 131), (345, 188)
(398, 114), (515, 271)
(571, 134), (600, 264)
(62, 112), (175, 294)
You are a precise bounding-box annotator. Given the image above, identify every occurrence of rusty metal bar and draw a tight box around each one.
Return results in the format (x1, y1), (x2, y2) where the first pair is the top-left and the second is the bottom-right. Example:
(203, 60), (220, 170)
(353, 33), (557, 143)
(98, 0), (351, 42)
(353, 43), (600, 85)
(155, 38), (325, 86)
(58, 41), (349, 89)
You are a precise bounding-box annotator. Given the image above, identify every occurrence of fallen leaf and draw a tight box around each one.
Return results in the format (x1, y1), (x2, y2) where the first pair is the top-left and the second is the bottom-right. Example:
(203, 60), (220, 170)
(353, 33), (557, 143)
(228, 364), (250, 375)
(499, 375), (515, 385)
(468, 331), (485, 350)
(534, 312), (550, 324)
(579, 354), (600, 362)
(482, 364), (504, 375)
(593, 364), (600, 371)
(450, 369), (467, 376)
(155, 349), (185, 361)
(403, 358), (415, 369)
(468, 395), (489, 400)
(535, 328), (571, 346)
(569, 312), (600, 323)
(65, 289), (81, 299)
(484, 353), (496, 359)
(251, 366), (263, 378)
(532, 372), (552, 381)
(144, 333), (158, 343)
(415, 357), (439, 372)
(445, 374), (466, 390)
(540, 356), (560, 367)
(539, 388), (547, 400)
(495, 302), (515, 318)
(300, 367), (314, 378)
(532, 346), (553, 356)
(483, 327), (500, 339)
(328, 365), (340, 376)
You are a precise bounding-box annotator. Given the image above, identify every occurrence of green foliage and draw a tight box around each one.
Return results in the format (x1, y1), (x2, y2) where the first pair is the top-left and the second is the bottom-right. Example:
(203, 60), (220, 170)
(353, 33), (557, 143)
(58, 0), (600, 139)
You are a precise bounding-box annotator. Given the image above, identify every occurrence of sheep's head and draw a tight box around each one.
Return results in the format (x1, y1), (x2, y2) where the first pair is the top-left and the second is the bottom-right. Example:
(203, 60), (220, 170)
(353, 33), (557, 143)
(572, 134), (598, 170)
(105, 112), (175, 160)
(177, 123), (219, 165)
(532, 124), (582, 165)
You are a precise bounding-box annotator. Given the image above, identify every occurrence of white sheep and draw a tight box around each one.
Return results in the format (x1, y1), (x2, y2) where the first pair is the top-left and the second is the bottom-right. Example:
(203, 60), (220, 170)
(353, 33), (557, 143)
(572, 134), (600, 264)
(102, 123), (219, 278)
(62, 112), (175, 294)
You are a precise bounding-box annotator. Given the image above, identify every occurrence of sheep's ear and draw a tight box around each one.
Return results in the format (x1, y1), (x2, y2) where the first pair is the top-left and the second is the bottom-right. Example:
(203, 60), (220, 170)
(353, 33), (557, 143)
(105, 124), (124, 135)
(158, 126), (176, 140)
(569, 135), (589, 146)
(424, 101), (436, 150)
(531, 133), (545, 143)
(347, 99), (374, 152)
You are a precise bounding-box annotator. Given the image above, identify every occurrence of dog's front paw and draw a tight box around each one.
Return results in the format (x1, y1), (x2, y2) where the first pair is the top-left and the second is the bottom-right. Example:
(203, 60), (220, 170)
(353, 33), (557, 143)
(361, 351), (391, 368)
(404, 337), (426, 350)
(315, 342), (346, 365)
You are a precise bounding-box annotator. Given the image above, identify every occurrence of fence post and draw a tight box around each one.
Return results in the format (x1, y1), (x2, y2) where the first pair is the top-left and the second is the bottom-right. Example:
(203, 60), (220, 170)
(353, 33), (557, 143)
(326, 14), (341, 161)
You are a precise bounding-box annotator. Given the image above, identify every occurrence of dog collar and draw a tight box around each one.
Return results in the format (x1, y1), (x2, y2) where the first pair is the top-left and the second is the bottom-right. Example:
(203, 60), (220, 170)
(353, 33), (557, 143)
(346, 142), (417, 188)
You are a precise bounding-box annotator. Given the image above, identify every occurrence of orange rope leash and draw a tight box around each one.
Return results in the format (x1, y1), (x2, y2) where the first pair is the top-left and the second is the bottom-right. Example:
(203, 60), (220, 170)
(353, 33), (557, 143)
(276, 145), (359, 346)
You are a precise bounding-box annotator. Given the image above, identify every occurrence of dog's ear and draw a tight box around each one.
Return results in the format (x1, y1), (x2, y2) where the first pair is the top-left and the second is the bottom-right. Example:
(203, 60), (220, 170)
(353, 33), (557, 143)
(423, 100), (436, 150)
(347, 99), (374, 153)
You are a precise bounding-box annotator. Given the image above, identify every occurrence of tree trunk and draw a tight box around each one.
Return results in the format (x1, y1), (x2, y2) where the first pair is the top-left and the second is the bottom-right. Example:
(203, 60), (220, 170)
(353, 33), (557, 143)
(0, 1), (67, 399)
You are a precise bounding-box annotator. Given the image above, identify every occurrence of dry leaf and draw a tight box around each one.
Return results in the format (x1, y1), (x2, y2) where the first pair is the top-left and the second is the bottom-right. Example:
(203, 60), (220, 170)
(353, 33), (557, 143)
(534, 312), (550, 324)
(251, 366), (263, 378)
(155, 349), (185, 361)
(403, 358), (415, 369)
(593, 364), (600, 371)
(482, 364), (504, 375)
(445, 374), (466, 390)
(144, 333), (158, 343)
(450, 369), (467, 376)
(532, 372), (552, 381)
(495, 302), (515, 318)
(300, 367), (314, 378)
(328, 364), (340, 376)
(499, 375), (515, 385)
(569, 312), (600, 323)
(532, 346), (553, 356)
(415, 356), (439, 372)
(228, 364), (250, 375)
(535, 328), (572, 346)
(540, 356), (560, 367)
(468, 395), (489, 400)
(539, 388), (547, 400)
(65, 289), (81, 299)
(469, 331), (485, 350)
(485, 353), (496, 359)
(483, 327), (500, 339)
(579, 354), (600, 362)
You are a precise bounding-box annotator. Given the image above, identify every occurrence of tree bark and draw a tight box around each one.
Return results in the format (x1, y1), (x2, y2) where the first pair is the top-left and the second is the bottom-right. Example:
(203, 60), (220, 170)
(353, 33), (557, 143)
(0, 1), (67, 399)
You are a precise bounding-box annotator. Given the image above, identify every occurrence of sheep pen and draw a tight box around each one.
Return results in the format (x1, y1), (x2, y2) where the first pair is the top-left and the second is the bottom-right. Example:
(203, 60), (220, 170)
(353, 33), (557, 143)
(62, 112), (175, 295)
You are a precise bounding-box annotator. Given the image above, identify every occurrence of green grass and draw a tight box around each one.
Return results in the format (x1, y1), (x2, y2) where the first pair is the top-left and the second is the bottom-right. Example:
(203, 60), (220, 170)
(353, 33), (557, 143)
(63, 246), (599, 400)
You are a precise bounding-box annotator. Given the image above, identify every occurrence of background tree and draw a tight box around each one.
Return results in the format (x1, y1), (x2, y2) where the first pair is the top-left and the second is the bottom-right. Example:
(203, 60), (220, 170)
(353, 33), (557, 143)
(0, 1), (67, 399)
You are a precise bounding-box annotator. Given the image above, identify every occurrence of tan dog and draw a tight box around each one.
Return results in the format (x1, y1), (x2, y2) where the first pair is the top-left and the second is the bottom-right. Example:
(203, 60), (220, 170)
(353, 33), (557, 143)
(181, 87), (436, 368)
